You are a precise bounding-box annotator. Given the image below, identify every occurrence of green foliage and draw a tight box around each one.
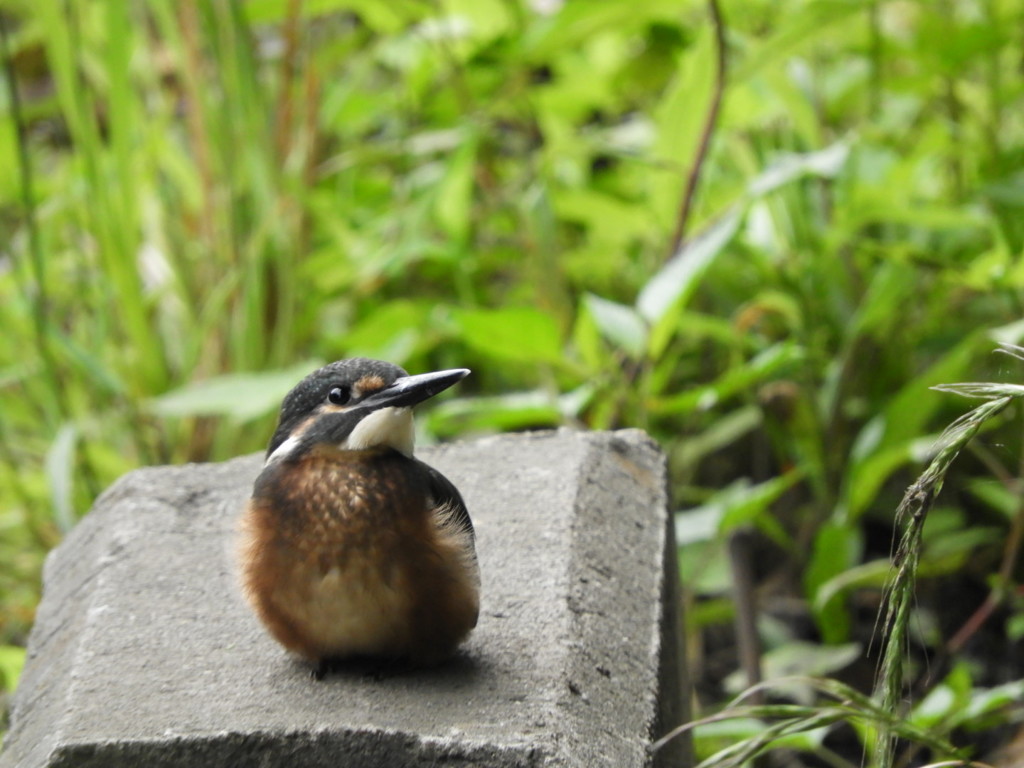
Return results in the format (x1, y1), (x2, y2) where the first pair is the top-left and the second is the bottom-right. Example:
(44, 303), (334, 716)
(3, 0), (1024, 762)
(0, 646), (24, 694)
(656, 676), (979, 768)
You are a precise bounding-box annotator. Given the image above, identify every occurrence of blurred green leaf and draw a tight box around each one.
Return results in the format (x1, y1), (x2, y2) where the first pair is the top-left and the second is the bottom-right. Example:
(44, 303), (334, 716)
(673, 405), (762, 474)
(689, 597), (736, 628)
(523, 0), (680, 60)
(747, 141), (850, 197)
(426, 387), (590, 435)
(652, 342), (803, 415)
(450, 307), (563, 366)
(245, 0), (418, 29)
(678, 538), (733, 594)
(583, 293), (647, 358)
(0, 644), (26, 693)
(719, 470), (803, 535)
(433, 131), (478, 243)
(678, 472), (801, 547)
(638, 206), (742, 337)
(651, 19), (716, 222)
(149, 361), (323, 421)
(965, 479), (1021, 520)
(813, 558), (892, 617)
(675, 504), (723, 547)
(843, 334), (986, 519)
(343, 301), (433, 364)
(963, 678), (1024, 724)
(843, 260), (918, 341)
(44, 424), (76, 534)
(806, 521), (862, 644)
(724, 641), (862, 696)
(732, 0), (865, 81)
(843, 435), (936, 522)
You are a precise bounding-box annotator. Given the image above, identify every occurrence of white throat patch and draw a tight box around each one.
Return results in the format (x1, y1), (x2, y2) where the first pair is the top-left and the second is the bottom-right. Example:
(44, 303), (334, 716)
(343, 406), (415, 456)
(266, 434), (301, 465)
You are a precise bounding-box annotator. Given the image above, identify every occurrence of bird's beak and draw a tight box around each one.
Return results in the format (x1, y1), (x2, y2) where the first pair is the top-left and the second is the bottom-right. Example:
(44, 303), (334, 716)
(359, 368), (470, 412)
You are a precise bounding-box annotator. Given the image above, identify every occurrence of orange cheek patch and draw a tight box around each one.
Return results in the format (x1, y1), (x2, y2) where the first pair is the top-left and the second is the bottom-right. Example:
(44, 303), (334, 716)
(355, 374), (386, 396)
(291, 414), (318, 437)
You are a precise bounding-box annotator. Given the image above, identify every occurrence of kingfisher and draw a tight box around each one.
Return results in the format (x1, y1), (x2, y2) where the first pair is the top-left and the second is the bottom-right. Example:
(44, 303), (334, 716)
(239, 358), (478, 677)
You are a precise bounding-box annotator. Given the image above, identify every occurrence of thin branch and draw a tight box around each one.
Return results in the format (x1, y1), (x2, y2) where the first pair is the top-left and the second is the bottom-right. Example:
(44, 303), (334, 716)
(666, 0), (727, 261)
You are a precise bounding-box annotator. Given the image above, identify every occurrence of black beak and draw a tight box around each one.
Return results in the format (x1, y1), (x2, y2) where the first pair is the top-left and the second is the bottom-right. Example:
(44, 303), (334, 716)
(359, 368), (470, 412)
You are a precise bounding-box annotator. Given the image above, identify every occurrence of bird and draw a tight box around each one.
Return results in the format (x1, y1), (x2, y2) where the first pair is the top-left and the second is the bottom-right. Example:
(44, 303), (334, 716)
(238, 358), (479, 677)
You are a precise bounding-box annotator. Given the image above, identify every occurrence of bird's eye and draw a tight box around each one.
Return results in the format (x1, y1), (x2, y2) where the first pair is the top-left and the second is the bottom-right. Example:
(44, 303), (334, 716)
(327, 386), (350, 405)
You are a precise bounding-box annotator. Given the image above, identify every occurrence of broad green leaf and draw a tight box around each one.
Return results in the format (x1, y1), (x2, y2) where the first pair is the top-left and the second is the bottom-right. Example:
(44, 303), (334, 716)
(443, 0), (512, 49)
(450, 307), (563, 365)
(523, 0), (680, 60)
(637, 206), (742, 326)
(719, 470), (803, 535)
(724, 642), (862, 695)
(652, 21), (715, 169)
(813, 558), (892, 615)
(425, 387), (590, 435)
(649, 22), (716, 229)
(806, 521), (862, 644)
(344, 301), (432, 364)
(732, 0), (865, 82)
(965, 478), (1019, 520)
(149, 361), (323, 421)
(678, 472), (801, 545)
(843, 436), (936, 521)
(583, 293), (647, 358)
(843, 332), (986, 519)
(964, 679), (1024, 722)
(552, 188), (651, 248)
(911, 664), (972, 728)
(910, 663), (1024, 729)
(433, 131), (478, 243)
(571, 301), (605, 373)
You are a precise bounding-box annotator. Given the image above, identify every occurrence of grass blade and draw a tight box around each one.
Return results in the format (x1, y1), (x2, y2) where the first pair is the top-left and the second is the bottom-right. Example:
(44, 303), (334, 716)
(874, 394), (1015, 768)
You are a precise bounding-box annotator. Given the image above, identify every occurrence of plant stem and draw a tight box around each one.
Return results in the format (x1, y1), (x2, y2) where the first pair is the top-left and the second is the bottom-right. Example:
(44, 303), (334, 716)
(666, 0), (727, 261)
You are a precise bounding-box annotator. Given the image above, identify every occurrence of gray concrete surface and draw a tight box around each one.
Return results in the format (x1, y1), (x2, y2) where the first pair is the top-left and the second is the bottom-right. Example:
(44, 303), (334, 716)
(2, 429), (689, 767)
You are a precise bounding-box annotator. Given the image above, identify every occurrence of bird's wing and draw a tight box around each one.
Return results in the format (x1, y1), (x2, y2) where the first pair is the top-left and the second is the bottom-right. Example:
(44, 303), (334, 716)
(417, 460), (475, 542)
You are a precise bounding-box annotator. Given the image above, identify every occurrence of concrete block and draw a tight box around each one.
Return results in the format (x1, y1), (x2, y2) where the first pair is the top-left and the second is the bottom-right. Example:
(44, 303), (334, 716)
(3, 429), (689, 767)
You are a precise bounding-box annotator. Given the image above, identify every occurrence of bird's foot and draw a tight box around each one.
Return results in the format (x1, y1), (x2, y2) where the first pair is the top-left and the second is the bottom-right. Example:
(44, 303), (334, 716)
(311, 654), (416, 681)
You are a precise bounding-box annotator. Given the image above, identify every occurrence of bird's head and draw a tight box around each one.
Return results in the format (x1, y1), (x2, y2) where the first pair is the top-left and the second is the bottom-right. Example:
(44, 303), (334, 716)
(265, 358), (469, 464)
